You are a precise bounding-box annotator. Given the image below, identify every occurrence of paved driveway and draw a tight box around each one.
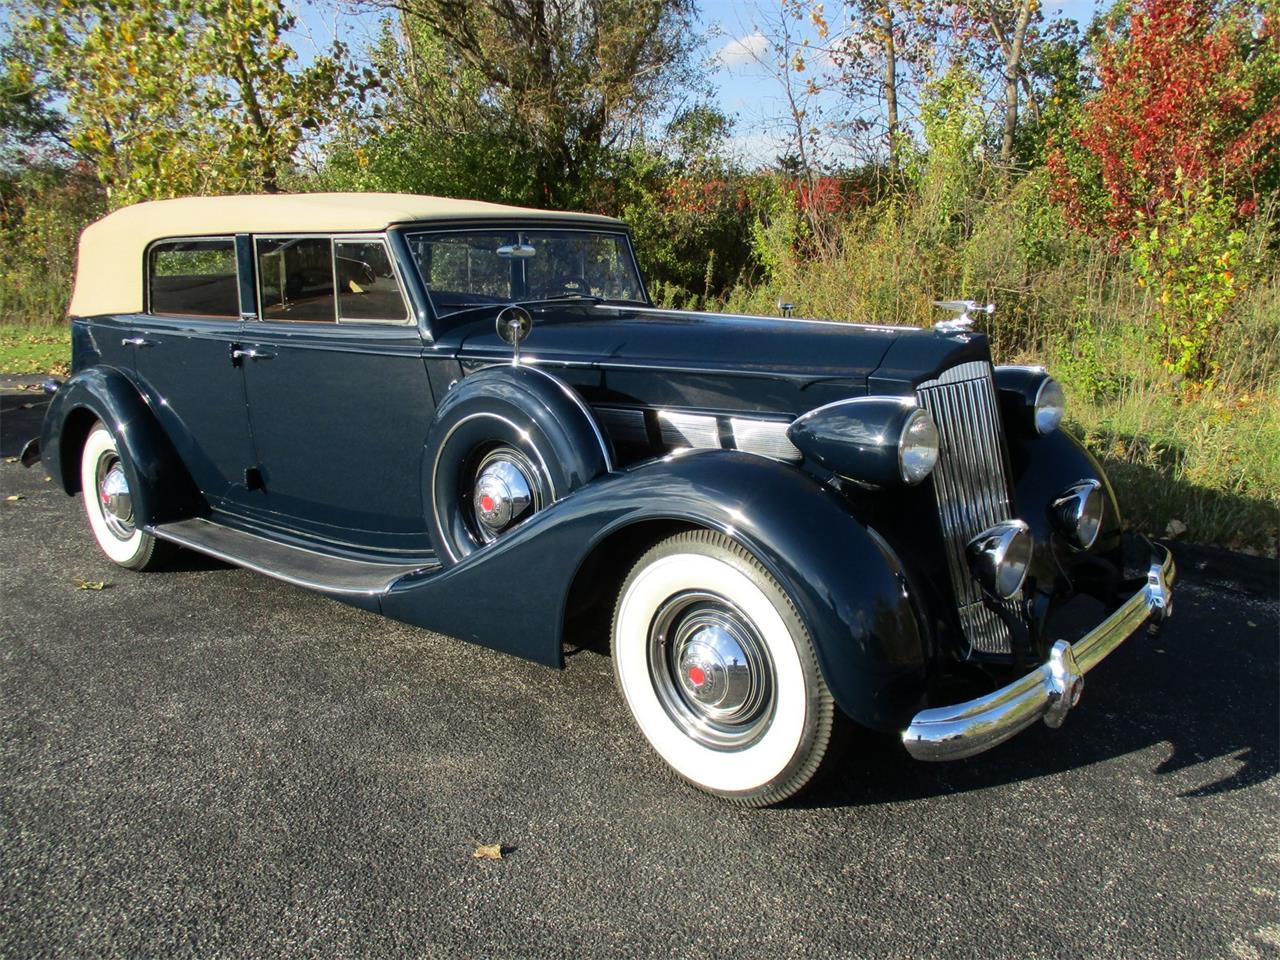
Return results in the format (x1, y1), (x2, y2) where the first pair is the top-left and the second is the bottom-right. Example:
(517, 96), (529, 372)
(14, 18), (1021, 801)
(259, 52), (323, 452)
(2, 392), (1277, 959)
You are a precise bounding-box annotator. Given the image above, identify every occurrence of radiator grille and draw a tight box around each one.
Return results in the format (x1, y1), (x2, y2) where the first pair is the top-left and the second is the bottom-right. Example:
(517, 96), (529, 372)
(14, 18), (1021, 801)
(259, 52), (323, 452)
(916, 361), (1025, 655)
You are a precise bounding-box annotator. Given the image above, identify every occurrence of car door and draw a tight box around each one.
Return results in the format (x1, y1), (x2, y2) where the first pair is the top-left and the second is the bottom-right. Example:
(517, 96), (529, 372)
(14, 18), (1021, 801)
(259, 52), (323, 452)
(237, 233), (436, 558)
(130, 236), (258, 511)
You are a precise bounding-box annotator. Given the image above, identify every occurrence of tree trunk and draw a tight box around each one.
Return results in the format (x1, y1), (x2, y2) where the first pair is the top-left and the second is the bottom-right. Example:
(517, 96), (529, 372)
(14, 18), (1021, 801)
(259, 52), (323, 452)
(882, 7), (899, 183)
(1000, 0), (1033, 166)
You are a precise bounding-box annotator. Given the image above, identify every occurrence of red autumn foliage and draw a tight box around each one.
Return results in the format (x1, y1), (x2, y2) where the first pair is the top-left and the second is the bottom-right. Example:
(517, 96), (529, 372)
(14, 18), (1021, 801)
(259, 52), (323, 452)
(1047, 0), (1279, 247)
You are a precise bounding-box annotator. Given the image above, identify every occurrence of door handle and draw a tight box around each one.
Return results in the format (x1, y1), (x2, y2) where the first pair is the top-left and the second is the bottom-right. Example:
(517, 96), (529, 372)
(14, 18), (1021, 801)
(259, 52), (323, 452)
(121, 337), (157, 347)
(230, 346), (276, 363)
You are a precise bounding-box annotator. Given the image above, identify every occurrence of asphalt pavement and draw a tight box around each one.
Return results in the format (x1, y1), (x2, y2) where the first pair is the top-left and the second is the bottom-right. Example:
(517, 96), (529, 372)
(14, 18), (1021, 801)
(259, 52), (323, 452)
(2, 391), (1278, 959)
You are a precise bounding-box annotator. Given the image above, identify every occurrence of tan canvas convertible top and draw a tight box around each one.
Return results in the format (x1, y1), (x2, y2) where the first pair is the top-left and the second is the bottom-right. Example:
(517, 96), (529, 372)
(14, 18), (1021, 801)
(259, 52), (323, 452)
(68, 192), (625, 317)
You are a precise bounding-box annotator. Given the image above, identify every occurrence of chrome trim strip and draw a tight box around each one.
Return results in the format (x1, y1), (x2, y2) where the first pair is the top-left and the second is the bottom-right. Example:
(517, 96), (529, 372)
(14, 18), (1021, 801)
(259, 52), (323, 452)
(902, 548), (1176, 761)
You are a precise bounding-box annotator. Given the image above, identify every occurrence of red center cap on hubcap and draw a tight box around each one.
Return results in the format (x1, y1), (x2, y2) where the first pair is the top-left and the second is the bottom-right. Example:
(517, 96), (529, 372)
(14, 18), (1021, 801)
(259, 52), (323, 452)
(688, 665), (707, 687)
(480, 495), (496, 513)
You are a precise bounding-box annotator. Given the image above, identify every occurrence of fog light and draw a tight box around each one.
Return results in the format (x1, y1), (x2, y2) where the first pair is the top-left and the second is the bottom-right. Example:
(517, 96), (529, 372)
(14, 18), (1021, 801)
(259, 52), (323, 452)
(967, 520), (1032, 599)
(1051, 479), (1103, 550)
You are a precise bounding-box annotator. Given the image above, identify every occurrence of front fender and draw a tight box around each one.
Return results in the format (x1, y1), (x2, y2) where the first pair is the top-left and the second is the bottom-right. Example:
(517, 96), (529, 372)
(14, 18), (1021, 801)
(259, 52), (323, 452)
(1007, 427), (1124, 576)
(40, 366), (203, 527)
(383, 450), (930, 731)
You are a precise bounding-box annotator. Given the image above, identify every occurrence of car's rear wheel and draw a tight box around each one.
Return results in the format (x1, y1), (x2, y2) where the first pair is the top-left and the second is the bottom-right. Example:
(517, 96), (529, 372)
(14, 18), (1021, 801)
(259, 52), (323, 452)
(611, 530), (835, 806)
(79, 422), (168, 570)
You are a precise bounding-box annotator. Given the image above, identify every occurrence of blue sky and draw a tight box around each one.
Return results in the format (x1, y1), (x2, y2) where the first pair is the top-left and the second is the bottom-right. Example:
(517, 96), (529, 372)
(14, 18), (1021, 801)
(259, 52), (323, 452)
(293, 0), (1108, 164)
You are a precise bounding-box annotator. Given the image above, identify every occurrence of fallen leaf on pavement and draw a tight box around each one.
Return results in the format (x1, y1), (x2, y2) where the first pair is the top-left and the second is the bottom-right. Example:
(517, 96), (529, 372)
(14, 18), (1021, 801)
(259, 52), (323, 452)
(472, 844), (504, 861)
(74, 580), (108, 590)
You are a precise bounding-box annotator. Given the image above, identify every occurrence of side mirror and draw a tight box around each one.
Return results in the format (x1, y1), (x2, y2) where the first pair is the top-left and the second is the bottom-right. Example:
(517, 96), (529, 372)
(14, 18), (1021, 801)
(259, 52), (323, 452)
(496, 305), (533, 364)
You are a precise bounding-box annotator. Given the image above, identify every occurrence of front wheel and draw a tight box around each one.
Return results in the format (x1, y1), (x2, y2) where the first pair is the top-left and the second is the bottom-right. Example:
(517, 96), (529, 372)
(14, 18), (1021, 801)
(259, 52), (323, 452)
(79, 422), (169, 570)
(611, 530), (836, 806)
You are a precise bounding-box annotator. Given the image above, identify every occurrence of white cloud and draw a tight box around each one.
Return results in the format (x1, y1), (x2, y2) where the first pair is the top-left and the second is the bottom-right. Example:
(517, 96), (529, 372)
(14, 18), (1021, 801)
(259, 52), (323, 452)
(716, 31), (769, 68)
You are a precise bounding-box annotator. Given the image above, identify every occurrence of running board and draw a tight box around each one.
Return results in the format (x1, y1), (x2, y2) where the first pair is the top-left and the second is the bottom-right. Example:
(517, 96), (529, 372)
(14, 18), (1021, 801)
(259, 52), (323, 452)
(151, 518), (438, 596)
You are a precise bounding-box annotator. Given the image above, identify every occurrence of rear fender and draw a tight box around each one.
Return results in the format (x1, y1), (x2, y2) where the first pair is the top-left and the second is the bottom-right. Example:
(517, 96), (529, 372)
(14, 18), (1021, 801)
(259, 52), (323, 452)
(41, 367), (203, 526)
(382, 450), (930, 731)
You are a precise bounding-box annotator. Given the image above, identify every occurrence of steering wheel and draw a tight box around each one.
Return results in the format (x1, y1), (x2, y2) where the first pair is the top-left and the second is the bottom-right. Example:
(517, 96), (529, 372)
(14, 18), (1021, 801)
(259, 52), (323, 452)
(545, 274), (593, 297)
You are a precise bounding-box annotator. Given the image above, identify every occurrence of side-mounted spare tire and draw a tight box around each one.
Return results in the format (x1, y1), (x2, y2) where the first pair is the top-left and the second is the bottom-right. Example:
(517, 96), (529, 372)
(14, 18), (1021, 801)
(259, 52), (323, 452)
(424, 365), (612, 565)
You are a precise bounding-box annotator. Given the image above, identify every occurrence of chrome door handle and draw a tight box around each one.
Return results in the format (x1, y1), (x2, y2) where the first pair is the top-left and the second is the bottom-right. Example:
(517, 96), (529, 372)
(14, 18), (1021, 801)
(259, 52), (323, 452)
(121, 337), (156, 347)
(230, 347), (275, 362)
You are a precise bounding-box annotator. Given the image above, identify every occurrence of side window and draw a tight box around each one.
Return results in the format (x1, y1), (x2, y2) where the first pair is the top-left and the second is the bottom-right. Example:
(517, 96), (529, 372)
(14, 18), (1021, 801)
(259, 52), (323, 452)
(256, 237), (335, 323)
(148, 239), (239, 318)
(335, 239), (409, 323)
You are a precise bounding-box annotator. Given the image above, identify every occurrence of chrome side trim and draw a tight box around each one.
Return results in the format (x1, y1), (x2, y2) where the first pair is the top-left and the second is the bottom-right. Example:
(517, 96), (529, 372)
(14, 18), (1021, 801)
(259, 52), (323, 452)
(594, 406), (649, 447)
(729, 417), (802, 463)
(658, 410), (719, 449)
(902, 548), (1176, 761)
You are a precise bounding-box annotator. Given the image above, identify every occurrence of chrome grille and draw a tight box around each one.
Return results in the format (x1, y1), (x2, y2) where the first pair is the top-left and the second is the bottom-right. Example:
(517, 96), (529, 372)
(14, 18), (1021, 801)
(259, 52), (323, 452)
(916, 361), (1025, 655)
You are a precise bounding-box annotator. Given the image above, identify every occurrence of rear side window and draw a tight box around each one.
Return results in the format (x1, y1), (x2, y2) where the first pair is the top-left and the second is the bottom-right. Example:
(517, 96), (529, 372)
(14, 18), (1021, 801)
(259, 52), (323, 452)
(148, 239), (239, 318)
(335, 239), (409, 323)
(256, 237), (336, 323)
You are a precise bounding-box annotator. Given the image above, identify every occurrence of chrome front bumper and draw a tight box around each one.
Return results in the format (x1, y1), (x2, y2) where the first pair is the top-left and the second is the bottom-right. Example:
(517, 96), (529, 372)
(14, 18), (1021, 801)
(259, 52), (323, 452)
(902, 547), (1175, 761)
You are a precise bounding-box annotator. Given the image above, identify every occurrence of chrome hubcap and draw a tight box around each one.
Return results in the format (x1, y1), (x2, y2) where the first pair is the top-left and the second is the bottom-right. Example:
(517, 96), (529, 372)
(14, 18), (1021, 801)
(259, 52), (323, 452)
(96, 454), (134, 540)
(471, 449), (538, 542)
(649, 591), (775, 750)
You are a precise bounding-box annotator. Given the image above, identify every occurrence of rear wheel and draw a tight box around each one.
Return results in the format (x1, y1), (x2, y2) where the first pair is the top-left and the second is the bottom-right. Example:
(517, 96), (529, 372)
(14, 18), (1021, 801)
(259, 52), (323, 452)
(611, 530), (835, 806)
(79, 422), (169, 570)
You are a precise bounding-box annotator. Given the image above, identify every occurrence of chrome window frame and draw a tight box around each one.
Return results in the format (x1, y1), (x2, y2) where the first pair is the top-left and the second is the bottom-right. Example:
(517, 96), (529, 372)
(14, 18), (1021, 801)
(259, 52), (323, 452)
(143, 235), (240, 321)
(331, 234), (413, 326)
(249, 232), (414, 327)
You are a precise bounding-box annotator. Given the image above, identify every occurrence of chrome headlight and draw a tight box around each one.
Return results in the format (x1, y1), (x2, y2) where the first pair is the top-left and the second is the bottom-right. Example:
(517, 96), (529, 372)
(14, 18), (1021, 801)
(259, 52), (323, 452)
(994, 366), (1066, 435)
(967, 520), (1032, 599)
(1034, 377), (1066, 434)
(898, 408), (940, 484)
(787, 397), (940, 488)
(1051, 479), (1103, 550)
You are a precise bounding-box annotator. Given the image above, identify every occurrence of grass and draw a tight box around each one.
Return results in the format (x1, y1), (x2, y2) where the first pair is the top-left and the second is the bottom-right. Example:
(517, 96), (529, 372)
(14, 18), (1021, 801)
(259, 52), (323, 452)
(1068, 387), (1279, 556)
(0, 324), (71, 377)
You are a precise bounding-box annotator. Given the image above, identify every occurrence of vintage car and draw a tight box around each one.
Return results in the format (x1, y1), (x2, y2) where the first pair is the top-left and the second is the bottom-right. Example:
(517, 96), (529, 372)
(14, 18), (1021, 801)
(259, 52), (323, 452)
(26, 193), (1174, 806)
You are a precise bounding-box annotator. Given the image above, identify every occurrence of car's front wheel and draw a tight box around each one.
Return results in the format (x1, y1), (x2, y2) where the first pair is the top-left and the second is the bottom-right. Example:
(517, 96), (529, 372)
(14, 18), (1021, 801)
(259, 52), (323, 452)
(79, 421), (168, 570)
(612, 530), (836, 806)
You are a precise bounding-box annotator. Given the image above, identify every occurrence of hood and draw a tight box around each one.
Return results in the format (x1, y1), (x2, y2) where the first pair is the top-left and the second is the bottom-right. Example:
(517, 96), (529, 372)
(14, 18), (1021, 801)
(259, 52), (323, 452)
(448, 304), (989, 417)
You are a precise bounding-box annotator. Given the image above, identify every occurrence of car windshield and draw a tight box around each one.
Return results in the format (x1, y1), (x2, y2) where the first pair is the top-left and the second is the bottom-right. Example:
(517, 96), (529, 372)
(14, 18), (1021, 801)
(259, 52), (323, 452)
(406, 228), (647, 317)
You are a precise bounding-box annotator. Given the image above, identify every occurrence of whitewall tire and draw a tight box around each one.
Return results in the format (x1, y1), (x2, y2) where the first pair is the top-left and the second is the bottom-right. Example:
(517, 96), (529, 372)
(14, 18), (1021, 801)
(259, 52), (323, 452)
(79, 422), (166, 570)
(612, 530), (836, 806)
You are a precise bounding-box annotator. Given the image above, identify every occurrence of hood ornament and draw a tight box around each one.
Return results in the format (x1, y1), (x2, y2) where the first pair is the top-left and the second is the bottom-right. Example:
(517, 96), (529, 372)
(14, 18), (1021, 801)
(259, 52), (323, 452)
(933, 300), (994, 334)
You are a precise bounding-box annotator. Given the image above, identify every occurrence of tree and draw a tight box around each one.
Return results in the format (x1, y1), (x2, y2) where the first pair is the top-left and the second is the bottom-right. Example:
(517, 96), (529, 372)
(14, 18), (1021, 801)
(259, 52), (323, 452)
(1048, 0), (1280, 379)
(816, 0), (941, 184)
(14, 0), (362, 205)
(366, 0), (702, 208)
